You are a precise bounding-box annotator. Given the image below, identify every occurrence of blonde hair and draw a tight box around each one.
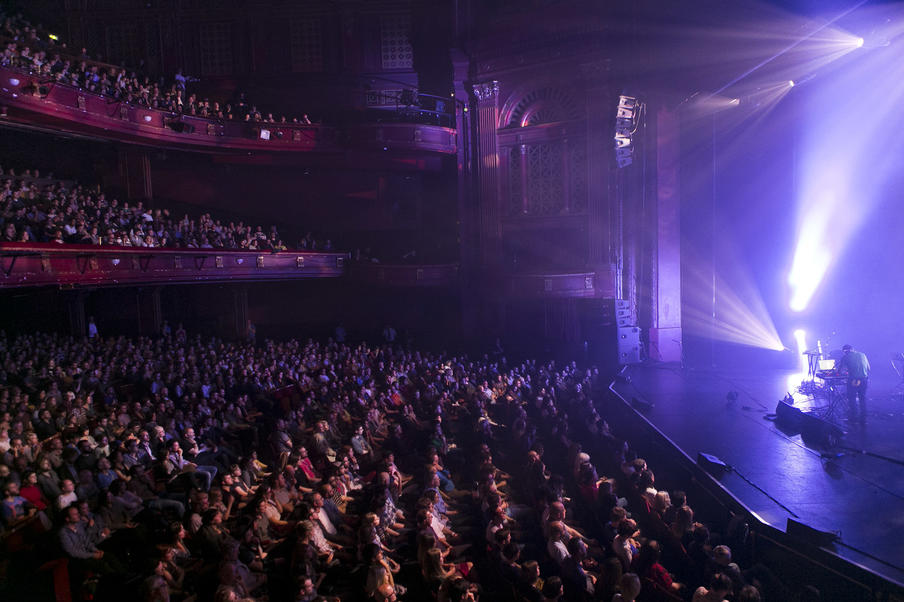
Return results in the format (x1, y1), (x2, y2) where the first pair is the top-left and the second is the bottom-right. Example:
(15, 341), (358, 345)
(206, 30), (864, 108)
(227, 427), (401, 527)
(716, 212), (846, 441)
(618, 573), (641, 599)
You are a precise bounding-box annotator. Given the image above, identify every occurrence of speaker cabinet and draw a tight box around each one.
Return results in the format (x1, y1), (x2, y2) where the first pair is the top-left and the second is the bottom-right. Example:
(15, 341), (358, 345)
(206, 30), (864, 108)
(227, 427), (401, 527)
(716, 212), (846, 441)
(598, 298), (634, 327)
(800, 413), (844, 448)
(616, 326), (642, 365)
(775, 399), (803, 428)
(786, 518), (839, 547)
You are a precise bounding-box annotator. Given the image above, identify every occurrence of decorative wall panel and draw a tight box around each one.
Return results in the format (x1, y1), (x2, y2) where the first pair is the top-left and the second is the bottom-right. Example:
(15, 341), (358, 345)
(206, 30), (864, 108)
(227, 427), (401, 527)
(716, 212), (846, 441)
(199, 22), (234, 76)
(380, 15), (413, 70)
(290, 18), (324, 72)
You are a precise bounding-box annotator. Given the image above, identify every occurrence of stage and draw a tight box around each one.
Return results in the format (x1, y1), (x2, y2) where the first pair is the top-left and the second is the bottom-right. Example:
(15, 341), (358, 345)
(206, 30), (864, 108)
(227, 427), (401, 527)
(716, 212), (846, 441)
(611, 363), (904, 585)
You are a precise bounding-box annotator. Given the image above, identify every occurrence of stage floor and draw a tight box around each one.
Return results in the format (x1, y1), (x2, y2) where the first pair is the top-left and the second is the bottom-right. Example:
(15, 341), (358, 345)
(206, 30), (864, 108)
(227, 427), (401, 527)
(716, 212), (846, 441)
(612, 363), (904, 585)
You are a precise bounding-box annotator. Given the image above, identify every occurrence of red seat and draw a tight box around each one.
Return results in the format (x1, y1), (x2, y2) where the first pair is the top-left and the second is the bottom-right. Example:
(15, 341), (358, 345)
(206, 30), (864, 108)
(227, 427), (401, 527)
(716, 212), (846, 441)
(37, 558), (72, 602)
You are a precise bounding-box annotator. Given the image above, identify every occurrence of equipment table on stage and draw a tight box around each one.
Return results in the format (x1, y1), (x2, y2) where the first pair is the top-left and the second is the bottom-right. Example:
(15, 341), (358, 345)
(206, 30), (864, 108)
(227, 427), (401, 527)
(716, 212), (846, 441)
(810, 370), (849, 422)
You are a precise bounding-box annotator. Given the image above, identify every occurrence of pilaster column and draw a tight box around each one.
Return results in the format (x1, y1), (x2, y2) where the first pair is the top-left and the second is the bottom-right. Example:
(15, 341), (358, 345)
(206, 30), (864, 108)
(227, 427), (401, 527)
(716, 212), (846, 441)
(455, 55), (478, 338)
(519, 144), (528, 214)
(232, 286), (249, 341)
(118, 149), (153, 201)
(66, 291), (88, 338)
(137, 287), (162, 336)
(467, 79), (506, 342)
(473, 80), (501, 268)
(649, 108), (682, 362)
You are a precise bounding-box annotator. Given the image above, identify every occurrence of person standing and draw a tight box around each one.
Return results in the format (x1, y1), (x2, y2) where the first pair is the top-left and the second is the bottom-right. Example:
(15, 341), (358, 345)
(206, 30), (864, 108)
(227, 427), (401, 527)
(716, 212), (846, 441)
(87, 316), (99, 339)
(836, 344), (870, 423)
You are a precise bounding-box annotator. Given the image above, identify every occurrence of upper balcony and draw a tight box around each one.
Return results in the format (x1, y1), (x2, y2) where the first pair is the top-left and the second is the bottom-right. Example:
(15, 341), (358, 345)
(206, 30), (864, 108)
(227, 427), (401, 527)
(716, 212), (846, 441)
(0, 66), (457, 156)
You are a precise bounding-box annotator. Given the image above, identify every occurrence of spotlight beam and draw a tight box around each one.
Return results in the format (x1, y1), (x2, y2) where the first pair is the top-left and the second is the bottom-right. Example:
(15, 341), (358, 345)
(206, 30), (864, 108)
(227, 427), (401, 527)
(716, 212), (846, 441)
(709, 0), (869, 97)
(682, 243), (785, 352)
(785, 329), (811, 394)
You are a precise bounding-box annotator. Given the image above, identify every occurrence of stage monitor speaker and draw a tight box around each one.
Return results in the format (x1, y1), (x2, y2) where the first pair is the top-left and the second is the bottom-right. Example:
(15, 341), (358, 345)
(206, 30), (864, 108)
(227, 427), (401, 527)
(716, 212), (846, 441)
(800, 412), (843, 448)
(630, 396), (654, 413)
(697, 452), (729, 477)
(786, 518), (839, 547)
(775, 399), (803, 429)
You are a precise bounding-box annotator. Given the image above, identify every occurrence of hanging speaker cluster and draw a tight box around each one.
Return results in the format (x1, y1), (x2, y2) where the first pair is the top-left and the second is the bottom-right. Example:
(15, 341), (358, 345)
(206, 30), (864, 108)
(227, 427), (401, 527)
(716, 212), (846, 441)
(614, 94), (643, 168)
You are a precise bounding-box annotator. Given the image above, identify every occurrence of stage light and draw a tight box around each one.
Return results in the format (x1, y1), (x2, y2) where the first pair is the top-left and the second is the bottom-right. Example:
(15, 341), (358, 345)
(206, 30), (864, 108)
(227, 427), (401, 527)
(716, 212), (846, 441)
(705, 81), (796, 134)
(678, 92), (741, 116)
(788, 80), (796, 87)
(855, 37), (865, 48)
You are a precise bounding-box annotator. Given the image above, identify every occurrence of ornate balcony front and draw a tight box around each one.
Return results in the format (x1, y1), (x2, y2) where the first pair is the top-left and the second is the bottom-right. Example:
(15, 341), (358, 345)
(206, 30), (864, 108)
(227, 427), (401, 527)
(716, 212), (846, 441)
(348, 124), (458, 154)
(508, 265), (617, 298)
(348, 263), (460, 288)
(0, 67), (456, 155)
(0, 243), (347, 289)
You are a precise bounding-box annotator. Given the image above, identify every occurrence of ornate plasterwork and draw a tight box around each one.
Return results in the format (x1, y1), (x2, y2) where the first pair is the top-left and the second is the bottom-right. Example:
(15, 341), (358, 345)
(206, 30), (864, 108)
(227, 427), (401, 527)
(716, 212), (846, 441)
(505, 87), (582, 128)
(473, 81), (500, 101)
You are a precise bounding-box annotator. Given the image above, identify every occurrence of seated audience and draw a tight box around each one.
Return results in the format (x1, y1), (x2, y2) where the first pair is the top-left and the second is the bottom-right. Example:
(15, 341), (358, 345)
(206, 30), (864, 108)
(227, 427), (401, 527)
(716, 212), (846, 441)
(0, 324), (801, 602)
(0, 8), (314, 126)
(0, 165), (301, 250)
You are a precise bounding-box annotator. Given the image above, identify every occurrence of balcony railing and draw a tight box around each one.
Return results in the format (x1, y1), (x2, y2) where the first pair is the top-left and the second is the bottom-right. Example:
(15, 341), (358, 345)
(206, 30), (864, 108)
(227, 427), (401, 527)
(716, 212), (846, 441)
(508, 265), (617, 298)
(0, 243), (347, 289)
(0, 66), (457, 155)
(348, 263), (460, 287)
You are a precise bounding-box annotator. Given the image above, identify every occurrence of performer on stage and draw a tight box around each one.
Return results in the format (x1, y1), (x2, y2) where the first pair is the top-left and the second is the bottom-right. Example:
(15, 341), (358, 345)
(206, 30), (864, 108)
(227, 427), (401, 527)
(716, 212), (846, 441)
(835, 344), (870, 423)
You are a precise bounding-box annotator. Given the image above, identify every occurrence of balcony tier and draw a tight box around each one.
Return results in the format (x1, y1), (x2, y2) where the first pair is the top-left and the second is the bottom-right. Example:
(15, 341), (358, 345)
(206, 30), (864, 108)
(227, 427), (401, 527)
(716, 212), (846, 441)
(508, 265), (617, 298)
(347, 263), (460, 287)
(0, 67), (457, 155)
(0, 243), (347, 289)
